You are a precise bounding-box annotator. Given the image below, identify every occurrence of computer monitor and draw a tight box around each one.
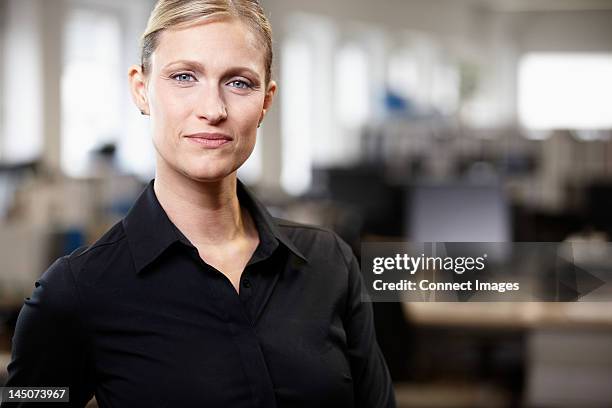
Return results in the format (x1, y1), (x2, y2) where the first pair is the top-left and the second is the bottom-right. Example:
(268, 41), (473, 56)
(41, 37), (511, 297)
(407, 183), (511, 242)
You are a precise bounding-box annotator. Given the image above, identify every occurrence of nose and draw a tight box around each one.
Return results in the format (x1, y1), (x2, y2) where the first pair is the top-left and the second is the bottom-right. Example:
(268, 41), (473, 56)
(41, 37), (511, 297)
(196, 83), (227, 124)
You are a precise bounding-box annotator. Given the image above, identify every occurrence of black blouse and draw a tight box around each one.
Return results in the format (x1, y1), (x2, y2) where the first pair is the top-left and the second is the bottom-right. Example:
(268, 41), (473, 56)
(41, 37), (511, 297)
(3, 179), (396, 408)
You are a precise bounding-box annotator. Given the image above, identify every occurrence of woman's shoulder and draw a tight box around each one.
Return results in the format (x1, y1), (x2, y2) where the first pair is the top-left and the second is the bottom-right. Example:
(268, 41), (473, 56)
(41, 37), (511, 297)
(68, 219), (126, 256)
(54, 220), (129, 282)
(273, 217), (355, 266)
(274, 217), (338, 244)
(274, 217), (333, 233)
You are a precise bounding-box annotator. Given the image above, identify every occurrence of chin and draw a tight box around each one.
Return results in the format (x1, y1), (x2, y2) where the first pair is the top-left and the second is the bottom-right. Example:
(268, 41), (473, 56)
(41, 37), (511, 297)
(181, 163), (238, 183)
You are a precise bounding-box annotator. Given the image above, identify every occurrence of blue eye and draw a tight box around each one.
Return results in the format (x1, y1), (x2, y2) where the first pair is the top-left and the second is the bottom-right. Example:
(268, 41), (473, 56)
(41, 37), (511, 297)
(173, 73), (196, 82)
(228, 80), (251, 89)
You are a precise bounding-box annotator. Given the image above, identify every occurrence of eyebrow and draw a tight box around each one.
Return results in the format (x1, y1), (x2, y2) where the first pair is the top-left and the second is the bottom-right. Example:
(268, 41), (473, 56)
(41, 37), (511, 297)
(162, 59), (261, 81)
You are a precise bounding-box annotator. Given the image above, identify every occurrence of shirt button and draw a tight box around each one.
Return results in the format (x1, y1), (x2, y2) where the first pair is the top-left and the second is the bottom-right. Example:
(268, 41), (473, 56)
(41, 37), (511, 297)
(242, 278), (251, 288)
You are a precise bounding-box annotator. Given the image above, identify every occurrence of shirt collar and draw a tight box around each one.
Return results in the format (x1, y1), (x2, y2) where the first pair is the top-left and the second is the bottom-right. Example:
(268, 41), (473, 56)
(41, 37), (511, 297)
(122, 178), (307, 274)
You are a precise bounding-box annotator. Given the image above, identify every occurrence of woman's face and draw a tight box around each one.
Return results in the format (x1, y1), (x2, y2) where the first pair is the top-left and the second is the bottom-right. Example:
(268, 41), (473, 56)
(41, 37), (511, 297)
(130, 18), (275, 182)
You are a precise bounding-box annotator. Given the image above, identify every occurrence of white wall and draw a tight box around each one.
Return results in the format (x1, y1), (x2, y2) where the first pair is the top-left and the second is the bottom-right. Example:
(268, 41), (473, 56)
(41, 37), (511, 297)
(511, 10), (612, 52)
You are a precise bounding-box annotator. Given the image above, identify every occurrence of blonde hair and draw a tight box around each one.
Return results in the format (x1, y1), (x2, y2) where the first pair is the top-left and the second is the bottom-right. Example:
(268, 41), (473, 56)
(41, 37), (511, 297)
(141, 0), (273, 84)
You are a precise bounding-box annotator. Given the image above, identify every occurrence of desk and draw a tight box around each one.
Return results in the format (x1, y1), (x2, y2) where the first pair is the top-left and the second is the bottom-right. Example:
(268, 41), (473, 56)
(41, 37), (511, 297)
(0, 223), (50, 310)
(0, 351), (10, 383)
(402, 302), (612, 330)
(402, 302), (612, 407)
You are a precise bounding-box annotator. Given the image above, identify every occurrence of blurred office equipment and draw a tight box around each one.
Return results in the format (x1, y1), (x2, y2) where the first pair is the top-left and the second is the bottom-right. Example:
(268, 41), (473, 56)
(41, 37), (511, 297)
(586, 182), (612, 237)
(525, 329), (612, 407)
(0, 222), (50, 308)
(401, 182), (523, 405)
(313, 165), (405, 240)
(0, 160), (40, 220)
(406, 182), (511, 243)
(0, 173), (143, 307)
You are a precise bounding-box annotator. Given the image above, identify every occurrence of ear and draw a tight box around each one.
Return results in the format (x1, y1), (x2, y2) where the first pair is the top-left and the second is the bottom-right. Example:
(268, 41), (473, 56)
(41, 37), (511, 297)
(128, 64), (149, 115)
(258, 80), (277, 125)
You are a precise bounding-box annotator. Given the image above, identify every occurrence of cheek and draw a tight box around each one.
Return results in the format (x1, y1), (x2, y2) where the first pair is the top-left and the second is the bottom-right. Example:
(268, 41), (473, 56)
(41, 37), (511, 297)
(151, 91), (191, 144)
(234, 112), (259, 155)
(228, 95), (263, 130)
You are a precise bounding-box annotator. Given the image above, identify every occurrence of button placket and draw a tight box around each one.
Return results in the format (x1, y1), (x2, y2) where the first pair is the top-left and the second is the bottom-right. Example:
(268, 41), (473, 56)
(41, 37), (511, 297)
(239, 273), (255, 310)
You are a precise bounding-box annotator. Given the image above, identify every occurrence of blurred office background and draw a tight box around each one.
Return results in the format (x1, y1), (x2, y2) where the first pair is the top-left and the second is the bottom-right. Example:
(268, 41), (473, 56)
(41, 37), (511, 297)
(1, 0), (612, 406)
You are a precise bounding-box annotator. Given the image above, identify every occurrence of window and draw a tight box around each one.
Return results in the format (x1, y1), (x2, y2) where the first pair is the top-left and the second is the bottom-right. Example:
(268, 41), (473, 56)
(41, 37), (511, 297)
(387, 49), (420, 103)
(518, 53), (612, 130)
(1, 0), (43, 163)
(61, 8), (122, 177)
(334, 43), (369, 128)
(281, 38), (313, 195)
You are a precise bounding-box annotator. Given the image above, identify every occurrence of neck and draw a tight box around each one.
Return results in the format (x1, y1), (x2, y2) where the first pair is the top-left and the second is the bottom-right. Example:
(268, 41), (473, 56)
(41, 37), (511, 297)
(153, 162), (248, 246)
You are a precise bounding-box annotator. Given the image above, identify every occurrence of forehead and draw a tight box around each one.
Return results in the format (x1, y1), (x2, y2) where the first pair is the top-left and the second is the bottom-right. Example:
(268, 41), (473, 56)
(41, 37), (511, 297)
(152, 18), (265, 75)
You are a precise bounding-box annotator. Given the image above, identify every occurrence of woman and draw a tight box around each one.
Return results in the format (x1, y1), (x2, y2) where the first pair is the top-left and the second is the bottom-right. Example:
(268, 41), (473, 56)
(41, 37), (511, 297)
(3, 1), (395, 407)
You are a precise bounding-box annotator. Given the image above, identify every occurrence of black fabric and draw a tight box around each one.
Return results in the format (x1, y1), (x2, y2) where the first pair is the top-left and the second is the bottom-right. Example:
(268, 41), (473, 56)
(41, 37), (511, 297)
(2, 179), (396, 408)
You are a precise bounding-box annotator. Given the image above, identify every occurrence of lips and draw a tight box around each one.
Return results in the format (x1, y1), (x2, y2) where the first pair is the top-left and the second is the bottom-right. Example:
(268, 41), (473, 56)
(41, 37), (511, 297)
(185, 132), (233, 141)
(185, 132), (233, 148)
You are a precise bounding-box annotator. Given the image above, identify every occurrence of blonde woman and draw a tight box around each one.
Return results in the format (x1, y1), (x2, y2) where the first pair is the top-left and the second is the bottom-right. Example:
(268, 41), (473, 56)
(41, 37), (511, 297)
(3, 1), (395, 407)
